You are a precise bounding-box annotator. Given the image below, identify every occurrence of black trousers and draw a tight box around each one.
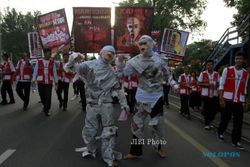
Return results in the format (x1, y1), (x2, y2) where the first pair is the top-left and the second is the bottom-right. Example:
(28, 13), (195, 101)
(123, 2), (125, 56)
(125, 88), (137, 113)
(38, 83), (52, 112)
(130, 97), (163, 156)
(16, 81), (31, 108)
(73, 81), (80, 95)
(78, 80), (86, 111)
(189, 91), (201, 108)
(180, 94), (190, 115)
(218, 101), (244, 144)
(1, 80), (15, 103)
(163, 85), (170, 105)
(56, 81), (69, 109)
(202, 96), (219, 126)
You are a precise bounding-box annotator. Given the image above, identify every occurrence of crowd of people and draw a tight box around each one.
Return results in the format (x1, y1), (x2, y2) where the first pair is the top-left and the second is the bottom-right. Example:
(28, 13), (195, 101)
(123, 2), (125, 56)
(0, 35), (249, 167)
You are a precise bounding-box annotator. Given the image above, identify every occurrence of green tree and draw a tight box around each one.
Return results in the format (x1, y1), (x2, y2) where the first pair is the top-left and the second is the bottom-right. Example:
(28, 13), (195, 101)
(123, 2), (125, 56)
(184, 39), (216, 65)
(119, 0), (207, 32)
(223, 0), (250, 26)
(0, 8), (41, 63)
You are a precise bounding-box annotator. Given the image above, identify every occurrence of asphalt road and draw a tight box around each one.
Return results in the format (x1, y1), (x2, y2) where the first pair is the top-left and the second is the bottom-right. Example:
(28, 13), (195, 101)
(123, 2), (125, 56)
(0, 87), (249, 167)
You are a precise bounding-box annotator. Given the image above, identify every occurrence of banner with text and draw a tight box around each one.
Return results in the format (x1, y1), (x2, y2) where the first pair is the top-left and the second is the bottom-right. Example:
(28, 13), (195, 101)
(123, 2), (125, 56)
(36, 9), (70, 55)
(73, 7), (111, 53)
(28, 32), (43, 59)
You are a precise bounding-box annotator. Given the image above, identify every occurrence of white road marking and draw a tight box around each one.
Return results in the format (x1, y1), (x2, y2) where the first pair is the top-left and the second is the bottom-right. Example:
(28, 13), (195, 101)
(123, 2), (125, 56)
(0, 149), (16, 165)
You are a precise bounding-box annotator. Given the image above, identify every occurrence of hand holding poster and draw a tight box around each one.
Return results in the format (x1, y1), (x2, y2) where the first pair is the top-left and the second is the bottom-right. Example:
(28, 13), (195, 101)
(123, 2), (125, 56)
(161, 28), (189, 61)
(36, 9), (70, 55)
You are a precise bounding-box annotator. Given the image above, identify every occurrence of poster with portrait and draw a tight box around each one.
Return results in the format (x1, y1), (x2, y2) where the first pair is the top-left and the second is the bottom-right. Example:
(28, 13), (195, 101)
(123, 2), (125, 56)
(36, 9), (71, 55)
(114, 7), (154, 54)
(28, 32), (43, 59)
(73, 7), (111, 53)
(161, 28), (189, 61)
(151, 30), (161, 53)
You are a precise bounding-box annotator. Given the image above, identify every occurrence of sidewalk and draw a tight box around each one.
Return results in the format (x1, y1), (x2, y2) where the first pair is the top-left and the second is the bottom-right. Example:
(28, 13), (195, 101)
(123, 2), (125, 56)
(169, 94), (250, 143)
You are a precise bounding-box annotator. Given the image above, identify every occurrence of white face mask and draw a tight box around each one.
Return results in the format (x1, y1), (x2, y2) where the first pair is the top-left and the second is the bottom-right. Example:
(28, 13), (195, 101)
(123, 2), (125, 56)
(138, 40), (153, 57)
(101, 51), (115, 64)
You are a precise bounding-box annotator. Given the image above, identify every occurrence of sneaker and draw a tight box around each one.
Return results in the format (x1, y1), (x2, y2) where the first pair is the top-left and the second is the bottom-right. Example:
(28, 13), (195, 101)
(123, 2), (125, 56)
(204, 126), (210, 130)
(59, 101), (63, 109)
(217, 133), (224, 142)
(45, 111), (51, 116)
(210, 125), (214, 129)
(232, 142), (245, 150)
(186, 115), (191, 120)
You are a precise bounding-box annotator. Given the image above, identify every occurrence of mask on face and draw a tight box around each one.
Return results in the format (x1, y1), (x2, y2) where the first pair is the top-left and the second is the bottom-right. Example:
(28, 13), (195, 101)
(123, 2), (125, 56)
(99, 45), (116, 64)
(138, 35), (154, 57)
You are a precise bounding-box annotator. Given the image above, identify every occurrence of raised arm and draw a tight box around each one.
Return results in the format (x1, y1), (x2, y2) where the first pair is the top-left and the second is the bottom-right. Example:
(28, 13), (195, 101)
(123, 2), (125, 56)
(64, 52), (89, 77)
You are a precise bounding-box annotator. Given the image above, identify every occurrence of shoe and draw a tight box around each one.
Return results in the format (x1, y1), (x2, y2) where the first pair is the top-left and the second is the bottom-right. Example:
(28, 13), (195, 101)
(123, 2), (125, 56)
(123, 154), (140, 160)
(63, 107), (67, 111)
(45, 111), (51, 116)
(210, 125), (214, 129)
(59, 102), (63, 109)
(22, 106), (27, 111)
(232, 142), (245, 150)
(186, 115), (191, 120)
(0, 101), (7, 105)
(204, 126), (210, 130)
(8, 100), (15, 104)
(217, 133), (224, 142)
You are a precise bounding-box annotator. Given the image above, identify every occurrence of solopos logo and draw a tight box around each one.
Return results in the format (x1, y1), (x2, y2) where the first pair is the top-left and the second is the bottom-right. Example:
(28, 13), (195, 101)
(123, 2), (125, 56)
(202, 151), (240, 158)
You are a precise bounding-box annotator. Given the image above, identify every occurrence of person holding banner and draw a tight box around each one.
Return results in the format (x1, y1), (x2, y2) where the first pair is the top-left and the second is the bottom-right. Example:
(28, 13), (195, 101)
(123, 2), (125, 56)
(0, 53), (16, 105)
(65, 46), (129, 167)
(116, 35), (178, 160)
(32, 48), (58, 116)
(16, 53), (33, 111)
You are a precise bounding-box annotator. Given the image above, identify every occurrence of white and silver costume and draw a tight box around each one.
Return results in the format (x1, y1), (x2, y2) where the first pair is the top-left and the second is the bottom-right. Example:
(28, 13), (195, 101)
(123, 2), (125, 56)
(65, 46), (128, 167)
(116, 35), (178, 151)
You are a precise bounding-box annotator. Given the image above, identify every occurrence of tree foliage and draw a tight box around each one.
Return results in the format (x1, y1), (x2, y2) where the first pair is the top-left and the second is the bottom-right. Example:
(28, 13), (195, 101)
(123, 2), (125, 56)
(223, 0), (250, 26)
(119, 0), (207, 32)
(184, 39), (215, 65)
(0, 8), (41, 63)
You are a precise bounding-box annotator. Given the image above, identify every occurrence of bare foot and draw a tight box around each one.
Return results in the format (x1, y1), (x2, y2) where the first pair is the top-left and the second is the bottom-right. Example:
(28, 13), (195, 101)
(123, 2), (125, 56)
(123, 154), (140, 160)
(157, 149), (166, 158)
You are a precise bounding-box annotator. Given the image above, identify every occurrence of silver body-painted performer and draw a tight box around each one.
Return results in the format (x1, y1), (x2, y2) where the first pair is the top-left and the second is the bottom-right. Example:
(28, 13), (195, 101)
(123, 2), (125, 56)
(64, 46), (128, 167)
(116, 35), (178, 158)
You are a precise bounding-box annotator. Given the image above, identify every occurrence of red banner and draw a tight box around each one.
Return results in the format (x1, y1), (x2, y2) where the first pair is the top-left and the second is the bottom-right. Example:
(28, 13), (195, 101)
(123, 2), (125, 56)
(151, 30), (161, 53)
(36, 9), (70, 55)
(114, 7), (153, 54)
(73, 7), (111, 53)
